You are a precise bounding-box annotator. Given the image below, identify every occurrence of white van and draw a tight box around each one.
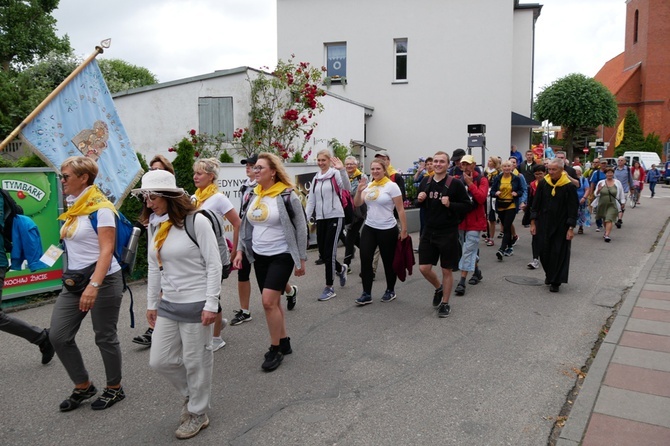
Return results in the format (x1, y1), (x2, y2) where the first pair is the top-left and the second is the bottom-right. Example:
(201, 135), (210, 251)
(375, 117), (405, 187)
(623, 151), (661, 170)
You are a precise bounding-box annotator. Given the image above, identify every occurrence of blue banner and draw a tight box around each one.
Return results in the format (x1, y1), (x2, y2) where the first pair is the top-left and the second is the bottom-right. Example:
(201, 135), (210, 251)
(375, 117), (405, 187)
(20, 59), (143, 207)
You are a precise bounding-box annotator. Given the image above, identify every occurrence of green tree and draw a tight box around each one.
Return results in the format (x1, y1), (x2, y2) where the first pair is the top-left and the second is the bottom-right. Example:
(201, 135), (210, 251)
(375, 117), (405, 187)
(0, 0), (71, 72)
(170, 138), (196, 195)
(614, 108), (645, 156)
(535, 73), (618, 160)
(98, 59), (158, 92)
(644, 132), (663, 156)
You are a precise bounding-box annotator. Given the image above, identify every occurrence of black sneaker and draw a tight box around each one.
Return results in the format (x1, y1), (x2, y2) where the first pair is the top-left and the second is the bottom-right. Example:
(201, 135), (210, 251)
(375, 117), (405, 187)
(496, 250), (504, 261)
(468, 269), (483, 285)
(59, 383), (98, 412)
(549, 284), (560, 293)
(39, 329), (55, 365)
(315, 257), (325, 265)
(512, 235), (519, 246)
(615, 219), (622, 229)
(285, 286), (297, 311)
(230, 309), (252, 326)
(278, 337), (292, 355)
(91, 386), (125, 410)
(432, 286), (443, 307)
(132, 327), (153, 346)
(262, 346), (283, 371)
(454, 283), (466, 296)
(437, 302), (451, 318)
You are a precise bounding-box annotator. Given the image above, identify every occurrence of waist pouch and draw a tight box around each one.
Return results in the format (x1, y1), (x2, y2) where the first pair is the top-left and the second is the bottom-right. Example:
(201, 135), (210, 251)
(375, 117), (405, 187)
(62, 262), (97, 294)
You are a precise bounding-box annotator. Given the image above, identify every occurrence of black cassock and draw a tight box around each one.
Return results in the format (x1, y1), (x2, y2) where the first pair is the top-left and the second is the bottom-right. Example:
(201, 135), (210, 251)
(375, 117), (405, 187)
(530, 179), (578, 285)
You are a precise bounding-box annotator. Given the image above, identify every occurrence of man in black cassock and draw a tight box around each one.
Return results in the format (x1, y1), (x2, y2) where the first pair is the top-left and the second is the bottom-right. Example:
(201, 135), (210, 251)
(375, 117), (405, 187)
(529, 158), (578, 292)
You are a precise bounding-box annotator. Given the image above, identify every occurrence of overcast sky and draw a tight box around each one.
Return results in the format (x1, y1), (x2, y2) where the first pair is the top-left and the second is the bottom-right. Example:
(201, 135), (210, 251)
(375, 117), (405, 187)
(52, 0), (626, 98)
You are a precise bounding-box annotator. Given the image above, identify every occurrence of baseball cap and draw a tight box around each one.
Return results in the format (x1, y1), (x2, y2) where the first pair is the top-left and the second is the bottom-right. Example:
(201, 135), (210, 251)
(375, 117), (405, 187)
(241, 154), (258, 165)
(375, 150), (390, 158)
(460, 155), (476, 165)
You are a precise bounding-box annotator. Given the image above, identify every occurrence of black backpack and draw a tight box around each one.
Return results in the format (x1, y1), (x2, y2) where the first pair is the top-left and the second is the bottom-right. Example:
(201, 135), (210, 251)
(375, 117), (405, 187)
(1, 189), (24, 252)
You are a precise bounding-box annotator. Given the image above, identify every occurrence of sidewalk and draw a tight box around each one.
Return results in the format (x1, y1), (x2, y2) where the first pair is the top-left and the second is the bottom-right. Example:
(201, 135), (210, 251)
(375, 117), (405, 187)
(557, 221), (670, 446)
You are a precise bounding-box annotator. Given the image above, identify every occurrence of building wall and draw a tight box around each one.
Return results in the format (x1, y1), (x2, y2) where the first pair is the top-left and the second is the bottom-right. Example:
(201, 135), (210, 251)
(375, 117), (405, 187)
(277, 0), (536, 171)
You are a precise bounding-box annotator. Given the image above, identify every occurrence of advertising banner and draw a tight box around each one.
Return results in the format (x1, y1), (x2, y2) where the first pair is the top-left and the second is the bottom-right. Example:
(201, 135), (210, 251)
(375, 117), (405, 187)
(0, 168), (63, 300)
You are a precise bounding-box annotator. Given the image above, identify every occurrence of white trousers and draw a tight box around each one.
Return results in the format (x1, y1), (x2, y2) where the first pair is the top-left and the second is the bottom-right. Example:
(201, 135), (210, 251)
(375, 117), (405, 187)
(149, 316), (213, 415)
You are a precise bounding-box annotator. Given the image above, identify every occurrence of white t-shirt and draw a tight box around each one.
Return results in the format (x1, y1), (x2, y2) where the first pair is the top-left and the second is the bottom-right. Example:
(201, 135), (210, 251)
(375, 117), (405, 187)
(63, 207), (121, 273)
(247, 196), (289, 256)
(195, 192), (234, 217)
(363, 181), (401, 230)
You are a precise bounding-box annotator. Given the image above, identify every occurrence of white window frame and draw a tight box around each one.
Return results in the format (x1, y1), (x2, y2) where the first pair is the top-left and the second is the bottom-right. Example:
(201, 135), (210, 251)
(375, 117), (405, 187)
(394, 38), (408, 83)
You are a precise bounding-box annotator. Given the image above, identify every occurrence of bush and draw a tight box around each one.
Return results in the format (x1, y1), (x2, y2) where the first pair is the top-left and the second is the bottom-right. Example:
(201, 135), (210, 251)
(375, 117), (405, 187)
(119, 153), (149, 279)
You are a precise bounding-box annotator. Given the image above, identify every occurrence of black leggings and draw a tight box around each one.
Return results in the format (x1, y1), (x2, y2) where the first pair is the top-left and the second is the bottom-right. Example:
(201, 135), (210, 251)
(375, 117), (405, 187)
(497, 208), (517, 251)
(316, 218), (344, 286)
(360, 225), (398, 294)
(344, 218), (364, 266)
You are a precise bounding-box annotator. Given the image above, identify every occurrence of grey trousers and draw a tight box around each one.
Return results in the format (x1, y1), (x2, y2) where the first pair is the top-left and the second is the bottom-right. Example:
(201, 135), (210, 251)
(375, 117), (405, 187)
(0, 267), (47, 345)
(50, 270), (124, 386)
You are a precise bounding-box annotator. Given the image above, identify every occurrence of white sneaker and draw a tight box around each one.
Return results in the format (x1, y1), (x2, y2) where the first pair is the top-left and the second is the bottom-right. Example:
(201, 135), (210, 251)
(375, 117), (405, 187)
(527, 258), (540, 270)
(208, 337), (226, 352)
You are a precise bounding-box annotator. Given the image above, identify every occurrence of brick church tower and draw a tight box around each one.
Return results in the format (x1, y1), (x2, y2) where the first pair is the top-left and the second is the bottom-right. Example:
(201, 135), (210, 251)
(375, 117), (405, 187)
(595, 0), (670, 159)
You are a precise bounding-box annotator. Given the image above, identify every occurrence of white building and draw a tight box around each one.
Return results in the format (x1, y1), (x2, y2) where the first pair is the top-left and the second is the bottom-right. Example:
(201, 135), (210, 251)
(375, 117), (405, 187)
(113, 67), (370, 164)
(277, 0), (542, 171)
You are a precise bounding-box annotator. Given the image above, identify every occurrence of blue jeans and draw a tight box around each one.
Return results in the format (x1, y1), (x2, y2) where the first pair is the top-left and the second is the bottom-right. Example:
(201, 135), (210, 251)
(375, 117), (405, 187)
(458, 230), (480, 272)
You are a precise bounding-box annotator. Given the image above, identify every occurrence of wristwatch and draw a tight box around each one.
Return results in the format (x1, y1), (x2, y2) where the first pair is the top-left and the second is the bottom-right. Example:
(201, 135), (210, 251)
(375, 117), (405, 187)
(89, 281), (100, 288)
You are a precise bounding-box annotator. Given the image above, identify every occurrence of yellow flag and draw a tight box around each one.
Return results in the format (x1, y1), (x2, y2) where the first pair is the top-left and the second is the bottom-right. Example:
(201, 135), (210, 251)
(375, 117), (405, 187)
(615, 118), (625, 147)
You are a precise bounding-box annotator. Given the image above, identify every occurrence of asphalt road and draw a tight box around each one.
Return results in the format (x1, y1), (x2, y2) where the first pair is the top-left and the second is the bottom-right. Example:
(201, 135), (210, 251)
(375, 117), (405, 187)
(1, 185), (668, 446)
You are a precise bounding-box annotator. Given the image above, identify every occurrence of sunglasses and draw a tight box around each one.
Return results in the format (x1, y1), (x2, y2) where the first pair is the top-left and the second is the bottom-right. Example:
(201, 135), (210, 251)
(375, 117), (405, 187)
(59, 173), (75, 181)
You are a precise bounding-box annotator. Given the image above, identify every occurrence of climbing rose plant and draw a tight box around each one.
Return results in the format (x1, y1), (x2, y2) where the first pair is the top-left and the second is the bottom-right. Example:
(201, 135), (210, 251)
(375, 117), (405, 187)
(232, 55), (326, 161)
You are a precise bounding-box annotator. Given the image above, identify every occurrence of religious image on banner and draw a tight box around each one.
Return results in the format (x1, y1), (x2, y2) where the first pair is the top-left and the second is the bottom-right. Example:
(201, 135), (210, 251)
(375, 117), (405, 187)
(19, 59), (143, 207)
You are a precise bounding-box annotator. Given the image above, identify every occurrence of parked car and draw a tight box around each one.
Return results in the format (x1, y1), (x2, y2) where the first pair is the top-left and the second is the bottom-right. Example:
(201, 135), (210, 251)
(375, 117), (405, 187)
(664, 161), (670, 185)
(601, 157), (617, 168)
(623, 151), (661, 171)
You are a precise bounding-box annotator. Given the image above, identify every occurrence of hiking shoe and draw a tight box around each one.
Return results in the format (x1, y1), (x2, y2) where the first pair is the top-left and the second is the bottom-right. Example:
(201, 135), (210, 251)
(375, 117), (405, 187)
(503, 247), (514, 257)
(337, 267), (347, 287)
(91, 386), (125, 410)
(454, 283), (466, 296)
(527, 258), (540, 269)
(468, 269), (483, 285)
(432, 286), (443, 307)
(39, 329), (55, 365)
(208, 336), (226, 352)
(437, 302), (451, 318)
(262, 346), (283, 371)
(485, 238), (494, 247)
(355, 292), (372, 305)
(381, 290), (396, 302)
(180, 397), (190, 424)
(615, 219), (622, 229)
(132, 327), (153, 346)
(230, 310), (251, 326)
(318, 287), (336, 301)
(286, 285), (298, 311)
(512, 235), (519, 246)
(59, 383), (98, 412)
(496, 250), (504, 261)
(175, 413), (210, 439)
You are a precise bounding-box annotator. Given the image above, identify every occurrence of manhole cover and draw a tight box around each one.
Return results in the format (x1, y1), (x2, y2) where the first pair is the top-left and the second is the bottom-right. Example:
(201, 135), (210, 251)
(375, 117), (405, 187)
(505, 276), (544, 286)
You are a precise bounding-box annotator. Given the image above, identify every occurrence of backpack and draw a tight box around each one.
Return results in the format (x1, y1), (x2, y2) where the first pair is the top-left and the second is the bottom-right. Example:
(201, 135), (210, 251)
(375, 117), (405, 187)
(328, 176), (355, 224)
(1, 188), (24, 252)
(281, 189), (310, 250)
(184, 209), (232, 281)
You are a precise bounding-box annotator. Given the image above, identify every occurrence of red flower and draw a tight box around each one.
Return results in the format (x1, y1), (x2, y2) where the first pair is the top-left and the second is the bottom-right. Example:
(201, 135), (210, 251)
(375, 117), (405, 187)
(192, 138), (198, 144)
(281, 151), (289, 159)
(168, 147), (175, 152)
(189, 129), (196, 136)
(300, 116), (308, 124)
(282, 109), (299, 121)
(194, 151), (200, 157)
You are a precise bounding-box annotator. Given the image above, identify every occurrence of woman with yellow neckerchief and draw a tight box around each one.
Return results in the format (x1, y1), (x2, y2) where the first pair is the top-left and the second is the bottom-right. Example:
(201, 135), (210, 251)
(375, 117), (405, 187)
(192, 158), (240, 352)
(353, 157), (408, 305)
(50, 156), (126, 413)
(233, 153), (307, 372)
(489, 160), (524, 261)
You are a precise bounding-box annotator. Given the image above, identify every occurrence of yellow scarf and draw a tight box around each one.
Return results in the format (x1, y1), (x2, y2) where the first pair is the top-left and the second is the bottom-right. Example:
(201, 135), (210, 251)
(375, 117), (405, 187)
(386, 165), (398, 177)
(251, 181), (289, 209)
(544, 171), (571, 196)
(58, 185), (117, 239)
(193, 183), (219, 208)
(370, 176), (391, 187)
(349, 168), (363, 179)
(426, 171), (435, 177)
(154, 221), (173, 251)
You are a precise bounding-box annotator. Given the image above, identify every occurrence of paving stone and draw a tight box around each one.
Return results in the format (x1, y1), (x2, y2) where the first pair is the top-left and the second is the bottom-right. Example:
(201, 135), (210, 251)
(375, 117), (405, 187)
(594, 387), (670, 429)
(582, 413), (670, 446)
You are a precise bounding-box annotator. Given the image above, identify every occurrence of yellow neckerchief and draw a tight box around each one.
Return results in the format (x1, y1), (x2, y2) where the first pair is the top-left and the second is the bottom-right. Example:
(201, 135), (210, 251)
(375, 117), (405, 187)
(370, 176), (391, 187)
(251, 181), (289, 209)
(426, 170), (435, 177)
(58, 185), (117, 239)
(544, 171), (571, 196)
(154, 221), (173, 251)
(349, 168), (363, 179)
(193, 183), (219, 208)
(386, 165), (398, 177)
(513, 168), (519, 176)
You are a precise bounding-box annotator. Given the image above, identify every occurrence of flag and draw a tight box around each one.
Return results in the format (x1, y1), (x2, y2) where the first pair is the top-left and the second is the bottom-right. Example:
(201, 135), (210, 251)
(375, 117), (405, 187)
(20, 59), (143, 207)
(614, 118), (625, 148)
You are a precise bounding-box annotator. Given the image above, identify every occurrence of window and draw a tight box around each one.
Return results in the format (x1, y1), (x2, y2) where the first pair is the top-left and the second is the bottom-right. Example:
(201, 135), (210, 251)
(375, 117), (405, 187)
(394, 38), (408, 81)
(634, 10), (639, 43)
(326, 43), (347, 80)
(198, 97), (233, 140)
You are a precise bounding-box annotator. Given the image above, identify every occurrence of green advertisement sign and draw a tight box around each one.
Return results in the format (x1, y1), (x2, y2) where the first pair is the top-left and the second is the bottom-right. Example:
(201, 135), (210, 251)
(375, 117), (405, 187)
(0, 168), (63, 300)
